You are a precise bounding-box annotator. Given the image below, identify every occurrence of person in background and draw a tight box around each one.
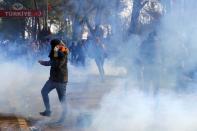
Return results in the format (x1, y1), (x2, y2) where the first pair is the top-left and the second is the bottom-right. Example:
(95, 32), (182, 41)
(69, 41), (78, 65)
(93, 37), (107, 80)
(76, 40), (86, 67)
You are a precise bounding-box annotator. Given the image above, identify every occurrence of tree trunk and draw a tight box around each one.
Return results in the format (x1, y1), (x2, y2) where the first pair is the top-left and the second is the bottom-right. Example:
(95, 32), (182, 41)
(33, 0), (41, 40)
(72, 0), (83, 41)
(128, 0), (148, 35)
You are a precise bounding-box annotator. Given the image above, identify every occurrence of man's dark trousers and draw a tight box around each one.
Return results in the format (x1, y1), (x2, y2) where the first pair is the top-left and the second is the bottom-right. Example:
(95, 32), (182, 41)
(41, 80), (67, 114)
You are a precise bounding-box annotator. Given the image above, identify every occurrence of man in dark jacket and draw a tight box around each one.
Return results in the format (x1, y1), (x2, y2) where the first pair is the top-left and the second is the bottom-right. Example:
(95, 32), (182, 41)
(38, 39), (69, 121)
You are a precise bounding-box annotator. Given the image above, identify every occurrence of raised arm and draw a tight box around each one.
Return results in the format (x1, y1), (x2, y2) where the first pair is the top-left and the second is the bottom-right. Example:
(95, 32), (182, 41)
(38, 60), (51, 66)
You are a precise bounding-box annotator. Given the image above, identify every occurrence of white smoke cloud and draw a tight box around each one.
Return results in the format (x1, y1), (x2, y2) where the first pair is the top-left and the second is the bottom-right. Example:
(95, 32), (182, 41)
(89, 85), (197, 131)
(88, 1), (197, 131)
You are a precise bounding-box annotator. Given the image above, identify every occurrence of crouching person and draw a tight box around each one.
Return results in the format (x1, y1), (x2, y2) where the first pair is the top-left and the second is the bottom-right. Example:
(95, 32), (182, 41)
(38, 39), (69, 123)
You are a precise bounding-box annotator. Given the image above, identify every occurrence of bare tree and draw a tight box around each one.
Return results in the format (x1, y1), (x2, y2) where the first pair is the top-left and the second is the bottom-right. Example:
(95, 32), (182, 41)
(128, 0), (148, 35)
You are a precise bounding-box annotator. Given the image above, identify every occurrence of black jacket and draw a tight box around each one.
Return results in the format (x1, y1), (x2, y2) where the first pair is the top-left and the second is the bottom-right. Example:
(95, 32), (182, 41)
(43, 50), (68, 83)
(49, 53), (68, 83)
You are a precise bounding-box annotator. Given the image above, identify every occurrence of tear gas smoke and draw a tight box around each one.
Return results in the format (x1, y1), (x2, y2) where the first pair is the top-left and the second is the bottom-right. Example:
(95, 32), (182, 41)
(88, 0), (197, 131)
(0, 1), (197, 131)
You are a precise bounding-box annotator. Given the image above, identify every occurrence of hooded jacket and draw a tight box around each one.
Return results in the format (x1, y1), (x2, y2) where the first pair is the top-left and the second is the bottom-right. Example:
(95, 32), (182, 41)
(47, 39), (69, 83)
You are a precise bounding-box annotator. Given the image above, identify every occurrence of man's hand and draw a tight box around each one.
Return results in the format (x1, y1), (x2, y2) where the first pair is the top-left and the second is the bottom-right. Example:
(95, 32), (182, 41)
(54, 46), (59, 52)
(54, 46), (59, 57)
(38, 60), (51, 66)
(38, 60), (45, 65)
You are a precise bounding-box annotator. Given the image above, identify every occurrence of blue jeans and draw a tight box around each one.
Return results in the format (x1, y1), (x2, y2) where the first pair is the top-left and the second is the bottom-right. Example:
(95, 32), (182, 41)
(41, 80), (67, 113)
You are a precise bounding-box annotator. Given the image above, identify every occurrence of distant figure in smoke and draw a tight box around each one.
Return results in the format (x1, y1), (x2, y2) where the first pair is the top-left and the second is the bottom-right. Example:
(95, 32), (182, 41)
(69, 41), (78, 65)
(69, 40), (86, 67)
(139, 31), (157, 64)
(85, 19), (107, 80)
(38, 39), (69, 123)
(138, 30), (159, 95)
(76, 40), (86, 67)
(94, 37), (107, 80)
(87, 36), (107, 80)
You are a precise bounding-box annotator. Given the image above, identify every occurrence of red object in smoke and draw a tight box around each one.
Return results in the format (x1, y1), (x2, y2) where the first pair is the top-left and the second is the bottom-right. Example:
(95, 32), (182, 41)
(48, 3), (52, 11)
(57, 44), (69, 54)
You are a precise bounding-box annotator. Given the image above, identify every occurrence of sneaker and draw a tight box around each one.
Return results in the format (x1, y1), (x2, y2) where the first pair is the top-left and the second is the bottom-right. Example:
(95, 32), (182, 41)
(40, 110), (51, 117)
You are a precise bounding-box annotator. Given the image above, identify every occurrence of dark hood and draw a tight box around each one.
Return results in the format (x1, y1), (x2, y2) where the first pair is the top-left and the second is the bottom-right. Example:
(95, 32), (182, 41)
(49, 39), (61, 58)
